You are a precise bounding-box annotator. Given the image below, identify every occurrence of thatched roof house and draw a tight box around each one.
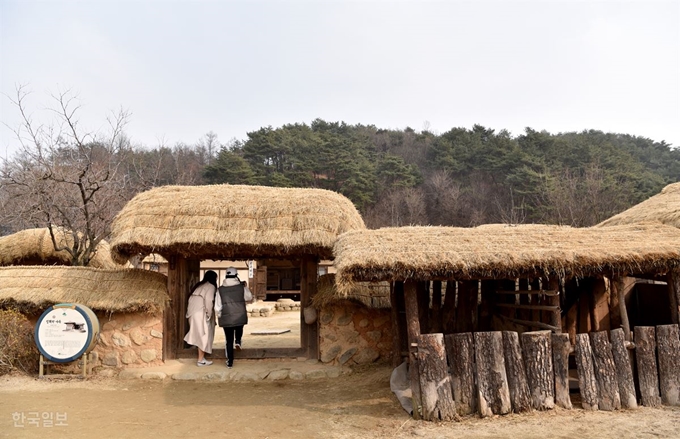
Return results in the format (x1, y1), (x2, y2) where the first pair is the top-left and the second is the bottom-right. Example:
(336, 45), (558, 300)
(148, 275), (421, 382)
(0, 228), (119, 269)
(599, 182), (680, 228)
(109, 184), (366, 263)
(0, 266), (169, 314)
(333, 223), (680, 294)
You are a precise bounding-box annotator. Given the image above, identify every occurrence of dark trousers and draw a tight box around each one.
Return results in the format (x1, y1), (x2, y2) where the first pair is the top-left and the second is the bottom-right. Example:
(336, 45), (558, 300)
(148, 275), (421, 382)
(223, 325), (243, 365)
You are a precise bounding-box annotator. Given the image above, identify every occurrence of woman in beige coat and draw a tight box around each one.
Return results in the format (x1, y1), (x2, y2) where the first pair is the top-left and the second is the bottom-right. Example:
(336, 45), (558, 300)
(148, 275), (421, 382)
(184, 270), (218, 366)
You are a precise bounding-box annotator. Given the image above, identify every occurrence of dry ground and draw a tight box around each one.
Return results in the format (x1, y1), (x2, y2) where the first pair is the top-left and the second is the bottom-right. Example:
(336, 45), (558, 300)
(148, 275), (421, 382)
(1, 365), (679, 439)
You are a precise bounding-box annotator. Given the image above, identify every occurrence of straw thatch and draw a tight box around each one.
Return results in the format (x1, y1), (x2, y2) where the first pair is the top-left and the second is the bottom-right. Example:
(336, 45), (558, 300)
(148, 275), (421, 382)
(598, 182), (680, 228)
(0, 228), (119, 269)
(333, 223), (680, 294)
(0, 266), (169, 314)
(313, 273), (391, 309)
(109, 184), (366, 263)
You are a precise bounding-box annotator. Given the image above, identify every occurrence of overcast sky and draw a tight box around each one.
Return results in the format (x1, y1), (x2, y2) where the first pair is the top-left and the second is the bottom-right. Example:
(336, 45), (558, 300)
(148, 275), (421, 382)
(1, 0), (678, 158)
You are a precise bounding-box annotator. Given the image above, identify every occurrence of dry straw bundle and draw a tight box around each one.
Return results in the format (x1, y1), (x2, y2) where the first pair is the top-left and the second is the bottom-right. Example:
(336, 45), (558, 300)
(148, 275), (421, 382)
(313, 273), (391, 309)
(109, 184), (366, 263)
(599, 182), (680, 228)
(0, 266), (169, 314)
(0, 228), (119, 269)
(333, 223), (680, 294)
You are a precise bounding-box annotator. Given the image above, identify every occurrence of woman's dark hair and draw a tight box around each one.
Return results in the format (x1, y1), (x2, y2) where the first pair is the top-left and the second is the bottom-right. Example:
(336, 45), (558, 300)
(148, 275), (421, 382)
(189, 270), (218, 295)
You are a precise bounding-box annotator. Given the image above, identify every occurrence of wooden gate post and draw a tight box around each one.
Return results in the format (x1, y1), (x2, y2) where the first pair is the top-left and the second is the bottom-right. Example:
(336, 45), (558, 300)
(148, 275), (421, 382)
(502, 331), (532, 413)
(521, 331), (555, 410)
(656, 324), (680, 406)
(445, 333), (476, 416)
(551, 333), (573, 409)
(589, 331), (621, 411)
(575, 333), (599, 410)
(610, 328), (638, 409)
(634, 326), (661, 407)
(417, 333), (457, 421)
(474, 331), (511, 417)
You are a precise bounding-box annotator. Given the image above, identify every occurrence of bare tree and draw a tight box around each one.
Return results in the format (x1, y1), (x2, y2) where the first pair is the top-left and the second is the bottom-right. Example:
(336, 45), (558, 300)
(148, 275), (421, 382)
(0, 85), (131, 265)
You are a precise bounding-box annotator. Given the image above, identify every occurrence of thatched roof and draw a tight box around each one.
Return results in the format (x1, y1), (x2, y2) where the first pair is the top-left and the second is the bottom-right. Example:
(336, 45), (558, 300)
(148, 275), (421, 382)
(599, 182), (680, 228)
(0, 266), (169, 314)
(0, 228), (119, 269)
(333, 224), (680, 294)
(109, 184), (366, 263)
(313, 274), (391, 309)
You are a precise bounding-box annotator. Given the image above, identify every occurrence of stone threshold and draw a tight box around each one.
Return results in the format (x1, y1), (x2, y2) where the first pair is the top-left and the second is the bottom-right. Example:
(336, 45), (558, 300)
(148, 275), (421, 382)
(106, 358), (350, 382)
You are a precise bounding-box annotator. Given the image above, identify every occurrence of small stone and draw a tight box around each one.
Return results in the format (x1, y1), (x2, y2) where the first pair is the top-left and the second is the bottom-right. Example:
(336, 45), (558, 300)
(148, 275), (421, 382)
(141, 372), (166, 380)
(111, 332), (130, 347)
(320, 310), (334, 325)
(277, 298), (294, 303)
(140, 349), (157, 363)
(102, 352), (119, 367)
(325, 333), (338, 342)
(366, 330), (382, 342)
(289, 371), (304, 380)
(359, 319), (369, 328)
(119, 370), (141, 380)
(130, 328), (149, 346)
(172, 372), (199, 381)
(99, 333), (111, 347)
(353, 348), (380, 364)
(338, 347), (358, 365)
(336, 313), (353, 326)
(121, 350), (138, 365)
(150, 329), (163, 339)
(102, 320), (119, 331)
(326, 367), (342, 378)
(233, 372), (260, 382)
(266, 369), (290, 381)
(121, 322), (134, 331)
(98, 368), (118, 377)
(320, 344), (342, 363)
(305, 369), (327, 379)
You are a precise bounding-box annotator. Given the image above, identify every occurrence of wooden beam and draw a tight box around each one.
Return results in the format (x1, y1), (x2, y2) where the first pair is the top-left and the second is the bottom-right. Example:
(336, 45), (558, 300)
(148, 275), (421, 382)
(442, 281), (456, 334)
(613, 276), (632, 341)
(496, 303), (560, 312)
(404, 280), (423, 419)
(667, 270), (680, 325)
(417, 281), (430, 334)
(548, 277), (562, 333)
(590, 277), (610, 332)
(495, 289), (559, 296)
(300, 256), (319, 360)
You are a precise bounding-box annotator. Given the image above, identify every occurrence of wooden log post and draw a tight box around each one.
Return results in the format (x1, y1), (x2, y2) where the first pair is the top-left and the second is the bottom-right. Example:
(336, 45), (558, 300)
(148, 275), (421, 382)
(502, 331), (532, 413)
(474, 332), (511, 417)
(634, 326), (661, 407)
(546, 278), (561, 333)
(521, 331), (555, 410)
(416, 333), (458, 421)
(431, 281), (443, 333)
(589, 331), (621, 411)
(610, 328), (638, 409)
(656, 324), (680, 406)
(613, 276), (632, 341)
(390, 281), (406, 367)
(404, 280), (423, 419)
(442, 281), (457, 334)
(551, 333), (573, 409)
(574, 333), (599, 410)
(445, 333), (476, 416)
(667, 270), (680, 325)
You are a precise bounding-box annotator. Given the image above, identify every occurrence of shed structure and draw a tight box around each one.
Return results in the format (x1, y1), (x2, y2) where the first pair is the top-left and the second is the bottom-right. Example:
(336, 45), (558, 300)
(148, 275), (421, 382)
(109, 184), (365, 361)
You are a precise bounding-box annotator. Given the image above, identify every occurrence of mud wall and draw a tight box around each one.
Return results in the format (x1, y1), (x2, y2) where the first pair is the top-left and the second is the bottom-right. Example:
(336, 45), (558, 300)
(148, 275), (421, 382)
(318, 300), (392, 366)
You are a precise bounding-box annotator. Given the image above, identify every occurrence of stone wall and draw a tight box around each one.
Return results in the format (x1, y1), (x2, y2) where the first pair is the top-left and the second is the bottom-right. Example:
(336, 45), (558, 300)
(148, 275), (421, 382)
(95, 312), (164, 368)
(318, 300), (392, 366)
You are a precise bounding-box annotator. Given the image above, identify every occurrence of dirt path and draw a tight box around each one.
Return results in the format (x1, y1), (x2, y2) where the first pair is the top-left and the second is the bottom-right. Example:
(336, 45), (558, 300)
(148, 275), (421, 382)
(1, 365), (679, 439)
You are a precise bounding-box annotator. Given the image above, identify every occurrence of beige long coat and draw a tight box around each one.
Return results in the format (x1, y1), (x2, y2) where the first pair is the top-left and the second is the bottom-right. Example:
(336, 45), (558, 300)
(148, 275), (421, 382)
(183, 282), (216, 353)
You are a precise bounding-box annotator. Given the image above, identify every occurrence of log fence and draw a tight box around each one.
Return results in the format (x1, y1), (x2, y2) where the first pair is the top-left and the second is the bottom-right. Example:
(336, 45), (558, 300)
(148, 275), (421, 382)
(409, 324), (680, 420)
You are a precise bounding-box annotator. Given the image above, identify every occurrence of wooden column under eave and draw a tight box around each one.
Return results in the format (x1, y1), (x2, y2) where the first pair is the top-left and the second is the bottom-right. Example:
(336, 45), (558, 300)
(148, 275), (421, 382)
(548, 277), (562, 333)
(164, 256), (195, 360)
(404, 279), (423, 419)
(300, 256), (320, 360)
(612, 276), (632, 341)
(667, 269), (680, 325)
